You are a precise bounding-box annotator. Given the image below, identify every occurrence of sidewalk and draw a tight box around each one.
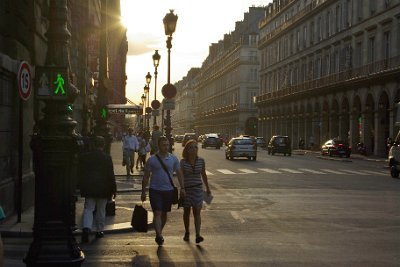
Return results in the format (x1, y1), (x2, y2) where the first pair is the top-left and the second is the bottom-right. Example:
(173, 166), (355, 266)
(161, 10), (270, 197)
(0, 142), (153, 238)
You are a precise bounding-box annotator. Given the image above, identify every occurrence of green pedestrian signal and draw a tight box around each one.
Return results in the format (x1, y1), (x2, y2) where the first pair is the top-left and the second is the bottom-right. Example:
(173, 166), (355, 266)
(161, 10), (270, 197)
(358, 116), (362, 123)
(54, 73), (65, 95)
(101, 107), (107, 119)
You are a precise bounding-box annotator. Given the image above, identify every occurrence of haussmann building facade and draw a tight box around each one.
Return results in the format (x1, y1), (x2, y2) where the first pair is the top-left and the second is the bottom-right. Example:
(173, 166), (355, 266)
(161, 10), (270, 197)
(255, 0), (400, 156)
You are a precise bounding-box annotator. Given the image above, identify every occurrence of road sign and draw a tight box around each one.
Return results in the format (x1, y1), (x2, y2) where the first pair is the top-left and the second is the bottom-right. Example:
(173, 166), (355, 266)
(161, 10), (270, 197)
(162, 98), (175, 110)
(107, 104), (142, 115)
(152, 109), (160, 116)
(35, 67), (69, 100)
(161, 83), (177, 99)
(151, 100), (161, 109)
(17, 61), (32, 100)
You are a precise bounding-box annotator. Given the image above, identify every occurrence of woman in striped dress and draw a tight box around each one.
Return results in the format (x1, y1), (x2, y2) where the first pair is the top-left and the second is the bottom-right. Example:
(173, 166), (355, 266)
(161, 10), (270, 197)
(180, 139), (211, 243)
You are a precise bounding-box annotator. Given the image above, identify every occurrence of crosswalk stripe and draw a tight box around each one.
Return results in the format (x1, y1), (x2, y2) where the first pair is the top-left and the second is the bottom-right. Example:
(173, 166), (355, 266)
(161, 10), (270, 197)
(339, 169), (369, 175)
(206, 170), (214, 176)
(320, 169), (348, 174)
(298, 168), (326, 174)
(238, 169), (258, 174)
(362, 170), (387, 176)
(278, 168), (303, 174)
(216, 169), (236, 174)
(258, 168), (282, 173)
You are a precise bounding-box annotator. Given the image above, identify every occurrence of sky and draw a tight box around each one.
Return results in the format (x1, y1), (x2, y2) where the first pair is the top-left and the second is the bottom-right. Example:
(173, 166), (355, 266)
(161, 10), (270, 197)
(120, 0), (271, 105)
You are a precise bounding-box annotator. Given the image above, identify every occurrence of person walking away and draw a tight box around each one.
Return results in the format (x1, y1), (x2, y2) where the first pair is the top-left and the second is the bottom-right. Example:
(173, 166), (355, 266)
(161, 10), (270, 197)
(298, 137), (305, 150)
(138, 135), (151, 170)
(78, 136), (116, 243)
(122, 127), (139, 177)
(141, 136), (185, 245)
(136, 132), (143, 170)
(150, 125), (162, 154)
(180, 139), (211, 243)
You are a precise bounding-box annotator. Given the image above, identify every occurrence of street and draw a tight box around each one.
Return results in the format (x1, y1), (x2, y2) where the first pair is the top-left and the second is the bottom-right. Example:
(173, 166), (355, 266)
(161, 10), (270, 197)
(3, 142), (400, 266)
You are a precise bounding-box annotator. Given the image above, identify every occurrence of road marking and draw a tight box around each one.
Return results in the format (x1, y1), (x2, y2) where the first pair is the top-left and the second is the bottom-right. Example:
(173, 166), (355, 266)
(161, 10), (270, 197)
(340, 169), (369, 175)
(231, 211), (245, 223)
(320, 169), (348, 174)
(258, 168), (282, 173)
(298, 168), (326, 174)
(362, 170), (387, 176)
(206, 170), (214, 176)
(238, 169), (258, 174)
(216, 169), (236, 174)
(278, 168), (304, 173)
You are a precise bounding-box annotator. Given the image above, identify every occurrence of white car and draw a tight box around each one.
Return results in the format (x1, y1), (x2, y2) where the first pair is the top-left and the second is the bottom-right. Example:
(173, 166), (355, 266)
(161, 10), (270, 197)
(225, 137), (257, 161)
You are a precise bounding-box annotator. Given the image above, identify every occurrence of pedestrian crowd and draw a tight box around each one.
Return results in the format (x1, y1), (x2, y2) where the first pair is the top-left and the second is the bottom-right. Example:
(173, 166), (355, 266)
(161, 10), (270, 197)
(78, 125), (212, 246)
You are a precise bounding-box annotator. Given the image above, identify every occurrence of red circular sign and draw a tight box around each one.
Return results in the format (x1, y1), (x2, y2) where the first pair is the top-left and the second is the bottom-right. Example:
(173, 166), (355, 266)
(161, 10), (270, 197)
(161, 83), (177, 99)
(145, 107), (152, 114)
(17, 61), (32, 100)
(151, 100), (161, 109)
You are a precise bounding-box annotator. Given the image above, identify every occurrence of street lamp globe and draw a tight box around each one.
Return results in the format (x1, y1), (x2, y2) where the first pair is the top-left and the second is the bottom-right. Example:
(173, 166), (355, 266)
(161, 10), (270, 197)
(153, 50), (161, 68)
(145, 72), (152, 85)
(144, 84), (149, 94)
(163, 10), (178, 36)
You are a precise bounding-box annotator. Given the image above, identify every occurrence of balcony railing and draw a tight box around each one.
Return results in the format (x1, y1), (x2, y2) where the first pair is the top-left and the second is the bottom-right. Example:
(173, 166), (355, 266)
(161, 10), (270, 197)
(255, 55), (400, 104)
(199, 103), (257, 118)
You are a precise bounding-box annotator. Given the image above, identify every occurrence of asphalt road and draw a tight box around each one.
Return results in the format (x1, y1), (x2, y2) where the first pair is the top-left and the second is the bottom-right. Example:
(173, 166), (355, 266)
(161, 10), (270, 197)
(3, 143), (400, 266)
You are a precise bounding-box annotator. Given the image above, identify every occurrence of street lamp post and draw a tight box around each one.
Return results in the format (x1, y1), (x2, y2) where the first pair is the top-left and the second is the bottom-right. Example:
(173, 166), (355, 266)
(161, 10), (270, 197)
(24, 0), (84, 266)
(152, 50), (161, 126)
(141, 93), (146, 131)
(162, 10), (178, 152)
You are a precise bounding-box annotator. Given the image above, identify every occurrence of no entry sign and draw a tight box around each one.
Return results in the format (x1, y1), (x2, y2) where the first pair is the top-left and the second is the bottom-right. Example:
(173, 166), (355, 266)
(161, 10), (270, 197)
(17, 61), (32, 100)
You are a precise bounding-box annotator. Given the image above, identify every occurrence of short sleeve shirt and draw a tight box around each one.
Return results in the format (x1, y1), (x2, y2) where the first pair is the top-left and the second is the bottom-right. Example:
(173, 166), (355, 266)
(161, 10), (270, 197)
(145, 153), (181, 191)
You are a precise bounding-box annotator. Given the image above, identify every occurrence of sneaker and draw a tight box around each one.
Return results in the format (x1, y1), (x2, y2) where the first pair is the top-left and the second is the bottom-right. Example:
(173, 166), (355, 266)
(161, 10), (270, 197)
(195, 235), (204, 244)
(95, 231), (104, 238)
(155, 235), (164, 246)
(183, 232), (190, 242)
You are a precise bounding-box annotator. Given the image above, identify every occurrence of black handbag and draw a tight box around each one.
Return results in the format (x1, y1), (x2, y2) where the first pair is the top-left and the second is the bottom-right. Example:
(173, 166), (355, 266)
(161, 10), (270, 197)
(106, 199), (115, 216)
(155, 154), (179, 204)
(131, 204), (148, 232)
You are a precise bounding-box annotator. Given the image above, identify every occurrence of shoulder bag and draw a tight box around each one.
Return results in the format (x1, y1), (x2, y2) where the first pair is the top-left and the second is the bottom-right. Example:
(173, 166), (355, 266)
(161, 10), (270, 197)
(155, 154), (179, 204)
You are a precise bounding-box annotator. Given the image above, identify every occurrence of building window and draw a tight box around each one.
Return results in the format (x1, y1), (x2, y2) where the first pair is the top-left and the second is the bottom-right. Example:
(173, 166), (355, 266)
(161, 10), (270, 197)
(344, 0), (351, 28)
(335, 5), (341, 33)
(297, 29), (300, 50)
(303, 26), (307, 47)
(326, 11), (331, 36)
(317, 16), (322, 41)
(357, 0), (363, 20)
(325, 54), (331, 75)
(368, 37), (375, 63)
(355, 42), (362, 67)
(383, 31), (390, 63)
(290, 34), (293, 55)
(370, 0), (376, 14)
(310, 21), (314, 44)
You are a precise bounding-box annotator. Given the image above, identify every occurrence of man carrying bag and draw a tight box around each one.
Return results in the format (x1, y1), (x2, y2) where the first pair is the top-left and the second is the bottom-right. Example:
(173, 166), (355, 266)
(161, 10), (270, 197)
(131, 204), (148, 232)
(141, 137), (185, 246)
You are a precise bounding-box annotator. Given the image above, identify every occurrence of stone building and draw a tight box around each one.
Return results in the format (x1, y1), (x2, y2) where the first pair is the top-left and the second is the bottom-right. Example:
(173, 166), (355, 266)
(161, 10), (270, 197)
(255, 0), (400, 156)
(172, 7), (265, 138)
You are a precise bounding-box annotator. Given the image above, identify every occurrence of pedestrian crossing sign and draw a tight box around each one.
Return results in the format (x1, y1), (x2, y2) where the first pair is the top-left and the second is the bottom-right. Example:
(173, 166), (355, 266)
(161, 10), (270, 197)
(36, 67), (69, 100)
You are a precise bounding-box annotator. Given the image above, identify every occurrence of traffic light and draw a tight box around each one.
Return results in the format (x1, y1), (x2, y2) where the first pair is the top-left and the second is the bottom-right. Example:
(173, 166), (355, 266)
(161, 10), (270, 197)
(36, 67), (69, 100)
(100, 106), (108, 119)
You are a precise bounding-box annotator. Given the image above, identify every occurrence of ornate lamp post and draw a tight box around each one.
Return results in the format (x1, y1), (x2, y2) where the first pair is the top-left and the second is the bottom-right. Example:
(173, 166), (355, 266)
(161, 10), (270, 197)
(152, 50), (161, 126)
(141, 93), (146, 131)
(144, 73), (151, 133)
(162, 10), (178, 152)
(24, 0), (84, 266)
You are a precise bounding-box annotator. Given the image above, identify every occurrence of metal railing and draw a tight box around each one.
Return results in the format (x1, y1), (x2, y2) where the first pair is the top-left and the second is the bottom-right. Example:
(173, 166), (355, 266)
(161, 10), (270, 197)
(256, 55), (400, 103)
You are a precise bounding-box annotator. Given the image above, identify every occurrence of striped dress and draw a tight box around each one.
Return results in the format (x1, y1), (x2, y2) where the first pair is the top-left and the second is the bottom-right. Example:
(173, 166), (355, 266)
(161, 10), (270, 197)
(180, 157), (205, 208)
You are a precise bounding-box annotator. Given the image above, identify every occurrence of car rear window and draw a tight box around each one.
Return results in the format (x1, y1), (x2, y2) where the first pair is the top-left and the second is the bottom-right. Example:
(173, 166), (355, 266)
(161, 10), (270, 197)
(275, 137), (288, 144)
(233, 139), (253, 145)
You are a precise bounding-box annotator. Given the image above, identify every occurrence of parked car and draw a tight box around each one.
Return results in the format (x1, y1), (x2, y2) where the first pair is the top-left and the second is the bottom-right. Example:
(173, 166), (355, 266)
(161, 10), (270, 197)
(182, 133), (197, 147)
(256, 137), (267, 149)
(268, 135), (292, 156)
(225, 137), (257, 161)
(202, 133), (222, 149)
(321, 139), (351, 158)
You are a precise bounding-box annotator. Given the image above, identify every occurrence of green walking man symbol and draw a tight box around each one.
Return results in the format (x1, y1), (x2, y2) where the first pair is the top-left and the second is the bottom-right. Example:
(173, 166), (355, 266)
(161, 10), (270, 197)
(54, 73), (65, 95)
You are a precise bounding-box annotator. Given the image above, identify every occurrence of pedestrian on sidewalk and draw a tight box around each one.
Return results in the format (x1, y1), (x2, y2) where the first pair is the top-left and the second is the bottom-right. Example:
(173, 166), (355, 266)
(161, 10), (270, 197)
(138, 135), (151, 170)
(180, 139), (211, 243)
(141, 136), (185, 246)
(135, 131), (143, 170)
(122, 127), (139, 177)
(78, 136), (117, 243)
(150, 125), (162, 155)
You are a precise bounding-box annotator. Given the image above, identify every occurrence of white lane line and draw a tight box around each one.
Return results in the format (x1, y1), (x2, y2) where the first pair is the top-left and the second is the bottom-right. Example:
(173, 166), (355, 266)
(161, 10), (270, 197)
(278, 168), (304, 174)
(362, 170), (387, 176)
(320, 169), (349, 174)
(231, 211), (245, 223)
(206, 170), (214, 176)
(340, 169), (369, 175)
(216, 169), (237, 174)
(258, 168), (282, 173)
(298, 168), (326, 174)
(238, 169), (258, 174)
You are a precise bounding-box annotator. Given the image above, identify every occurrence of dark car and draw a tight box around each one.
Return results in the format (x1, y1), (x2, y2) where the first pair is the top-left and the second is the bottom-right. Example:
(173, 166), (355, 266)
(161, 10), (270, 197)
(256, 137), (267, 149)
(268, 135), (291, 156)
(201, 133), (222, 149)
(182, 133), (197, 147)
(321, 139), (351, 158)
